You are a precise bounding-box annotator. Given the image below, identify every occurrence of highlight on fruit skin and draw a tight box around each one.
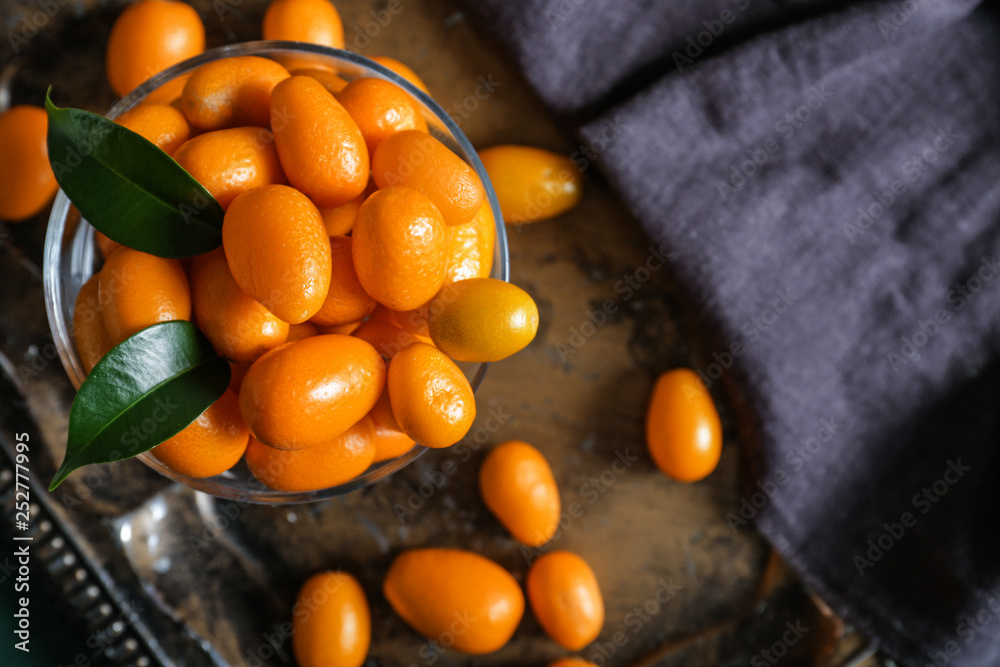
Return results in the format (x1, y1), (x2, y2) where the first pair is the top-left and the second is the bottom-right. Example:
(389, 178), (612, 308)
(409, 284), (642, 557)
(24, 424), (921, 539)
(335, 77), (428, 155)
(292, 570), (370, 667)
(386, 342), (475, 449)
(428, 278), (539, 362)
(189, 248), (290, 363)
(238, 334), (385, 452)
(0, 105), (59, 221)
(371, 130), (484, 227)
(263, 0), (345, 50)
(645, 368), (722, 482)
(270, 74), (369, 208)
(114, 102), (191, 155)
(98, 247), (192, 346)
(180, 55), (290, 131)
(479, 440), (561, 546)
(478, 144), (582, 224)
(351, 185), (448, 311)
(527, 550), (605, 651)
(173, 126), (287, 210)
(383, 548), (524, 654)
(222, 184), (332, 325)
(105, 0), (205, 97)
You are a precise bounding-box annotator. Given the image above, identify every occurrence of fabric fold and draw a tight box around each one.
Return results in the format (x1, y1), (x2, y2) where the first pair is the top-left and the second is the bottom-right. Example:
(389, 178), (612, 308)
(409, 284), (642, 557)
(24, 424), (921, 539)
(462, 0), (1000, 663)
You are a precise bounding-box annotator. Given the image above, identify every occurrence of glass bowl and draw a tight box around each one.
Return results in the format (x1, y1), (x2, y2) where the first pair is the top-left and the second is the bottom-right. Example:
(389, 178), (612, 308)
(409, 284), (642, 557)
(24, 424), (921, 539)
(43, 41), (509, 504)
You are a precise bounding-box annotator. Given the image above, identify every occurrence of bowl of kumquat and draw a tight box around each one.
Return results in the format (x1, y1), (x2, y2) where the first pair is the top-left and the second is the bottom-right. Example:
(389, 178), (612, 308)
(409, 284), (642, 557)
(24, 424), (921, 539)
(43, 41), (544, 504)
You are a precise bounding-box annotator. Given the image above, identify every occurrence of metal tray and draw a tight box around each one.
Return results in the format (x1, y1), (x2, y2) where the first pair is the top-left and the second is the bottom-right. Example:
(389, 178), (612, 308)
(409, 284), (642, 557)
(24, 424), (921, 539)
(0, 1), (889, 664)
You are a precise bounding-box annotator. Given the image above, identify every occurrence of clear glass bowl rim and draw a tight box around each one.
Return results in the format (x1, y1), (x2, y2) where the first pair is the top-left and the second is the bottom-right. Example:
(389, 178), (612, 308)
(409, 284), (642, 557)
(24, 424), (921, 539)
(42, 41), (510, 504)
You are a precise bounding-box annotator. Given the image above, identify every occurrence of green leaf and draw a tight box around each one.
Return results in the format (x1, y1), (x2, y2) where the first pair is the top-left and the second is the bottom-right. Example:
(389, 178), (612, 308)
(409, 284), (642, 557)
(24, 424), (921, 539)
(45, 90), (224, 258)
(50, 321), (231, 490)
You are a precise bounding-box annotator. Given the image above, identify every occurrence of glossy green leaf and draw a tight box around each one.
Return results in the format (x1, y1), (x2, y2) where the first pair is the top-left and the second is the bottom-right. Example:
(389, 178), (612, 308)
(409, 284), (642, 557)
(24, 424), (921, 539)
(50, 321), (231, 490)
(45, 91), (224, 258)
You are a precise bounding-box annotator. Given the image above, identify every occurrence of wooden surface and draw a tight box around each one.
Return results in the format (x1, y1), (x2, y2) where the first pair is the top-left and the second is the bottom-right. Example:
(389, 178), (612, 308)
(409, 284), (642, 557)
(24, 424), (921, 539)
(0, 1), (885, 665)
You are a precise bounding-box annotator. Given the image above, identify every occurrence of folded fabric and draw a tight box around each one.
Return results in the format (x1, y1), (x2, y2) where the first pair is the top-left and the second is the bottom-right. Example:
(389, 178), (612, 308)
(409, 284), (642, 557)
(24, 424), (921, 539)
(460, 0), (1000, 664)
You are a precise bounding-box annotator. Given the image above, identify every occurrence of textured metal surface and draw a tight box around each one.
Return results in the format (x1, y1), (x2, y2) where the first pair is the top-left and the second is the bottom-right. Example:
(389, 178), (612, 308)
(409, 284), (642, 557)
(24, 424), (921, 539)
(0, 0), (889, 665)
(0, 388), (158, 666)
(0, 351), (199, 666)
